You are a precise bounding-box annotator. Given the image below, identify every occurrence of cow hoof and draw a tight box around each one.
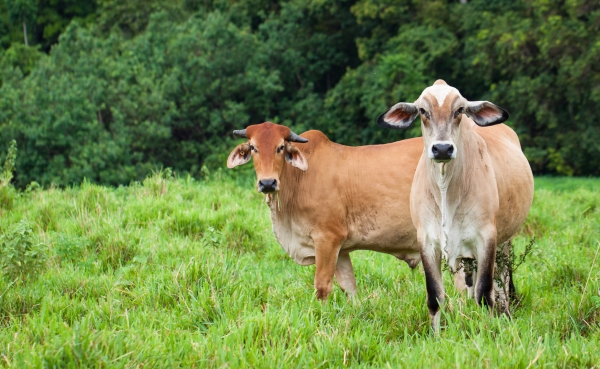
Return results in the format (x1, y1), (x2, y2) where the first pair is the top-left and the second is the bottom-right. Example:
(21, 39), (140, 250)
(315, 287), (331, 300)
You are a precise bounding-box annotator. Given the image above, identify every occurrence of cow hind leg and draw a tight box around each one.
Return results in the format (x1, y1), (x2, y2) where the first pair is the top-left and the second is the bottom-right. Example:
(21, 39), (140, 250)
(335, 253), (357, 299)
(475, 238), (496, 310)
(464, 259), (476, 299)
(453, 260), (475, 299)
(453, 269), (467, 293)
(508, 267), (517, 302)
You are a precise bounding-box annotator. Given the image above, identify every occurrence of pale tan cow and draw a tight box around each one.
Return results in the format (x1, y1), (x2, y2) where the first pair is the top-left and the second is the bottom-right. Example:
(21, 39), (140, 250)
(227, 122), (423, 299)
(377, 80), (534, 331)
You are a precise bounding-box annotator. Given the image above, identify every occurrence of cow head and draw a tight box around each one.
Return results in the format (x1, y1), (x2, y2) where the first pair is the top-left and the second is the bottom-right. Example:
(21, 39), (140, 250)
(227, 122), (308, 193)
(377, 80), (509, 163)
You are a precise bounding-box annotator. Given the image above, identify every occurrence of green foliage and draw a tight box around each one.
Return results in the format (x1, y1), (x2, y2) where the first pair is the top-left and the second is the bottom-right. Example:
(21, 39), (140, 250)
(1, 0), (600, 185)
(0, 220), (47, 282)
(0, 139), (16, 187)
(457, 0), (600, 175)
(0, 42), (42, 78)
(4, 0), (37, 27)
(0, 139), (17, 209)
(96, 0), (184, 37)
(0, 0), (97, 51)
(0, 176), (597, 366)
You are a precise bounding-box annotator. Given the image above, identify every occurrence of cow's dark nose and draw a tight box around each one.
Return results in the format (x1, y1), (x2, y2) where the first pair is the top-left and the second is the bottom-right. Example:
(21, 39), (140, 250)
(258, 179), (277, 193)
(432, 143), (454, 161)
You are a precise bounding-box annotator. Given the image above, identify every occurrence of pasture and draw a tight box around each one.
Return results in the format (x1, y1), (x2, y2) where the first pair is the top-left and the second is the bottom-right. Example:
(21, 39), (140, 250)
(0, 171), (598, 367)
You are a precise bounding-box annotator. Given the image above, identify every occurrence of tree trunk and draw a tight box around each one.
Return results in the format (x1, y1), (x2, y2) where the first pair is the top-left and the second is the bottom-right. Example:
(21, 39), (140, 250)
(23, 19), (29, 46)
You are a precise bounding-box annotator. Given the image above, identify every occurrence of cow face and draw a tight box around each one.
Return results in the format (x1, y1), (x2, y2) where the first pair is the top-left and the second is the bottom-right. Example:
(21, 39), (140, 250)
(227, 122), (308, 193)
(377, 80), (509, 163)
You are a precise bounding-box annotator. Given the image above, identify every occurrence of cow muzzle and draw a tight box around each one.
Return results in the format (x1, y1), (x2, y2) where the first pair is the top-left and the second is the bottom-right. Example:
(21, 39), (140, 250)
(258, 178), (278, 193)
(430, 141), (456, 162)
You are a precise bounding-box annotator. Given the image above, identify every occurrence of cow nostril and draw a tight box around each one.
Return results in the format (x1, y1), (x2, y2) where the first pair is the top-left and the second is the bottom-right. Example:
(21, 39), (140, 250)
(258, 179), (277, 192)
(432, 143), (453, 160)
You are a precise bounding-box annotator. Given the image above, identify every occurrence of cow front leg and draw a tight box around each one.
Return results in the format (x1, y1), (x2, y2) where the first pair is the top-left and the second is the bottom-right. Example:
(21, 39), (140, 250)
(314, 237), (342, 300)
(335, 253), (357, 299)
(475, 237), (496, 309)
(421, 239), (445, 333)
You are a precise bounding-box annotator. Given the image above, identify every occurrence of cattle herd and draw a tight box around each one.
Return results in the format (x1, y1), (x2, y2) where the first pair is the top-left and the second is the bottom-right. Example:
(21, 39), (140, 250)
(227, 80), (534, 332)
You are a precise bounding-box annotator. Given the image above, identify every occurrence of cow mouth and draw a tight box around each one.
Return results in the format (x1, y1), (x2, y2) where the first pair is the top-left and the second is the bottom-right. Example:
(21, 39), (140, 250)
(258, 187), (279, 194)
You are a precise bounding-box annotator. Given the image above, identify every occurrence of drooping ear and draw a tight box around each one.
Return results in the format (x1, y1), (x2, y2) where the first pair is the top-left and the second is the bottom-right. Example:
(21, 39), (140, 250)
(284, 144), (308, 171)
(377, 102), (419, 130)
(227, 143), (251, 169)
(465, 101), (510, 127)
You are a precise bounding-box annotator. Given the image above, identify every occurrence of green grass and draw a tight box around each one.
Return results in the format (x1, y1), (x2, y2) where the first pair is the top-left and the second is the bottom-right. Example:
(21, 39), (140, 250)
(0, 171), (598, 368)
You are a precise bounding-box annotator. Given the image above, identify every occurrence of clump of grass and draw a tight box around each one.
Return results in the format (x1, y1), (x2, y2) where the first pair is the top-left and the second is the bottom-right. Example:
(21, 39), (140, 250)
(52, 233), (91, 265)
(0, 220), (47, 283)
(89, 227), (138, 271)
(143, 168), (173, 197)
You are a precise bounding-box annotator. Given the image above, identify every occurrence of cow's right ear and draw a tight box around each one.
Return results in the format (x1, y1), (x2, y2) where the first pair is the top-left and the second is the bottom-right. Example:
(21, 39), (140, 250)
(377, 102), (418, 130)
(227, 143), (251, 168)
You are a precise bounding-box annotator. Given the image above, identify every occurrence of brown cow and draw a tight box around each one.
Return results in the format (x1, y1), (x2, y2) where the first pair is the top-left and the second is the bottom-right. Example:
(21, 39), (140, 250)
(227, 122), (423, 299)
(377, 80), (534, 331)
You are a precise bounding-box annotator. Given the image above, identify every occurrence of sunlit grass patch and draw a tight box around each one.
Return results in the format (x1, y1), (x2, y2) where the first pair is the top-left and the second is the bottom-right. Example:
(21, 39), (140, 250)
(0, 174), (597, 367)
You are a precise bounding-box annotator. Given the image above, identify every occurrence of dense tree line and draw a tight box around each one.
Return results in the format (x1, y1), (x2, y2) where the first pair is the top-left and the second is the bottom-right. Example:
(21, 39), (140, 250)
(0, 0), (599, 187)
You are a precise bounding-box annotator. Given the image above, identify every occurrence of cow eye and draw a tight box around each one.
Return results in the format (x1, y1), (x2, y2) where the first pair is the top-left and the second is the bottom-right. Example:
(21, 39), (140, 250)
(276, 145), (285, 154)
(454, 107), (464, 118)
(419, 108), (429, 119)
(249, 145), (257, 152)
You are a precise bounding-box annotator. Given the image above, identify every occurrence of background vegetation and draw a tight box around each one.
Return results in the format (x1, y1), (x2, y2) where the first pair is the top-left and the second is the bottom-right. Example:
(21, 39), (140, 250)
(1, 0), (599, 187)
(0, 171), (597, 366)
(0, 2), (598, 366)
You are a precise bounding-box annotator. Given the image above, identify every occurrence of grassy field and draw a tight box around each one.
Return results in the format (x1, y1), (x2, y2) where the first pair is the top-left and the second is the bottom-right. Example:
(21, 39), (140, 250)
(0, 171), (598, 368)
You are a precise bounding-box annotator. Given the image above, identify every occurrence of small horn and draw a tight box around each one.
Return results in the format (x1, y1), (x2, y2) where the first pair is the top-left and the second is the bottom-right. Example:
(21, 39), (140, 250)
(288, 131), (308, 143)
(233, 129), (247, 138)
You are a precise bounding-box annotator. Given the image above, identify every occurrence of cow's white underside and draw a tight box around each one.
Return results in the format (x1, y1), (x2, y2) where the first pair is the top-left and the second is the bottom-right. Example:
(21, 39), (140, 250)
(269, 207), (420, 267)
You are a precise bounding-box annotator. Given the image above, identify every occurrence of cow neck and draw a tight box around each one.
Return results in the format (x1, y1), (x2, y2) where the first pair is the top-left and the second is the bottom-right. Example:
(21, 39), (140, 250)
(424, 120), (476, 258)
(270, 159), (303, 215)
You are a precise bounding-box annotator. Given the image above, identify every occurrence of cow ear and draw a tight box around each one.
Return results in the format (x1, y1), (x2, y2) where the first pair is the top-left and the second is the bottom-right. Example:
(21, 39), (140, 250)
(465, 101), (509, 127)
(377, 102), (418, 130)
(285, 144), (308, 171)
(227, 143), (251, 169)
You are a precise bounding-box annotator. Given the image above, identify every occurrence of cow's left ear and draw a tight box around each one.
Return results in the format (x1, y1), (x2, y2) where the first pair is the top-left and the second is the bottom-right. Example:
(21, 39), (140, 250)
(465, 101), (509, 127)
(285, 144), (308, 171)
(377, 102), (418, 130)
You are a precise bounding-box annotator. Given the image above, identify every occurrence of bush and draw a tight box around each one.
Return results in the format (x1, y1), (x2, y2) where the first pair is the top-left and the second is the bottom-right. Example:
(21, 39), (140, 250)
(0, 220), (47, 282)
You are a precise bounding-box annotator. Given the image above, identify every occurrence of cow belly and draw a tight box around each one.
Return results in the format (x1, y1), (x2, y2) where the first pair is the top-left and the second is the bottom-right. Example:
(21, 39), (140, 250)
(270, 213), (419, 266)
(342, 226), (419, 261)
